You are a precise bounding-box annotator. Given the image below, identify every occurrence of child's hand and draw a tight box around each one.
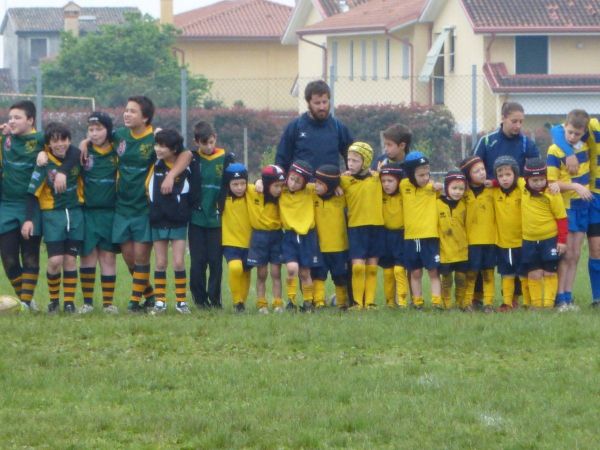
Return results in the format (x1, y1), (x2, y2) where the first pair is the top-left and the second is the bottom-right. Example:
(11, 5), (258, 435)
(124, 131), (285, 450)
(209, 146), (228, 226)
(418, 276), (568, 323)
(548, 182), (560, 195)
(433, 182), (443, 192)
(557, 242), (567, 256)
(334, 186), (343, 197)
(79, 138), (90, 164)
(36, 151), (48, 167)
(255, 179), (264, 193)
(483, 179), (494, 188)
(161, 173), (174, 194)
(21, 221), (33, 240)
(53, 173), (67, 194)
(574, 183), (593, 201)
(0, 123), (9, 135)
(341, 170), (351, 176)
(565, 155), (579, 176)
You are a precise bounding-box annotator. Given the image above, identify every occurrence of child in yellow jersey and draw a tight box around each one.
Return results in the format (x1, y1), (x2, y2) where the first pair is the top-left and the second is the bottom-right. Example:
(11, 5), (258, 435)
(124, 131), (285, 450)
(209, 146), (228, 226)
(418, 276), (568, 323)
(521, 158), (567, 308)
(311, 165), (349, 309)
(220, 163), (252, 313)
(437, 170), (468, 310)
(379, 163), (409, 308)
(246, 165), (286, 314)
(492, 156), (527, 311)
(459, 155), (496, 312)
(279, 160), (321, 312)
(340, 142), (384, 309)
(401, 151), (442, 309)
(547, 110), (592, 310)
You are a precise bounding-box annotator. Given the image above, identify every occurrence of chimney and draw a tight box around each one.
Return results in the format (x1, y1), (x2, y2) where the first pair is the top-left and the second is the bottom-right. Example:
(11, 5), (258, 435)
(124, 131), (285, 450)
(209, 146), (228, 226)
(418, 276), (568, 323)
(63, 1), (81, 37)
(160, 0), (174, 25)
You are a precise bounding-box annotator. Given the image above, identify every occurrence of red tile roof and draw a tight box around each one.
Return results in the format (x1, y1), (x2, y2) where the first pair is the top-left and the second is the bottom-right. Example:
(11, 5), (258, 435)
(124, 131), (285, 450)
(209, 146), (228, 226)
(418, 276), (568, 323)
(462, 0), (600, 33)
(318, 0), (370, 17)
(299, 0), (426, 35)
(175, 0), (293, 40)
(484, 62), (600, 93)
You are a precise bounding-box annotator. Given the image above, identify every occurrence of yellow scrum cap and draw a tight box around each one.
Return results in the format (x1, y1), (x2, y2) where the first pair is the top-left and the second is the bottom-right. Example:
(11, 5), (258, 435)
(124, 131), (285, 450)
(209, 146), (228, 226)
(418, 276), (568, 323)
(348, 141), (373, 170)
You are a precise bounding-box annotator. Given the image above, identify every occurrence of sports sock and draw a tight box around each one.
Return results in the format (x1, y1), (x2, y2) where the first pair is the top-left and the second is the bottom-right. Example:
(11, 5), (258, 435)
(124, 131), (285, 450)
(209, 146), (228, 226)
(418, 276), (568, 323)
(286, 277), (298, 305)
(394, 265), (408, 307)
(228, 260), (244, 304)
(564, 291), (572, 305)
(47, 272), (61, 303)
(364, 265), (378, 306)
(455, 272), (467, 309)
(175, 270), (187, 303)
(335, 285), (348, 308)
(272, 297), (283, 308)
(242, 271), (251, 301)
(313, 279), (326, 307)
(8, 267), (23, 300)
(351, 263), (366, 307)
(80, 267), (96, 305)
(589, 259), (600, 301)
(412, 295), (424, 307)
(482, 269), (495, 306)
(21, 268), (39, 303)
(101, 274), (116, 305)
(302, 282), (314, 305)
(528, 278), (543, 308)
(441, 274), (453, 309)
(501, 276), (515, 307)
(154, 270), (167, 302)
(383, 268), (395, 306)
(520, 276), (530, 307)
(63, 270), (77, 304)
(543, 273), (558, 308)
(464, 271), (477, 307)
(432, 295), (443, 308)
(130, 265), (150, 304)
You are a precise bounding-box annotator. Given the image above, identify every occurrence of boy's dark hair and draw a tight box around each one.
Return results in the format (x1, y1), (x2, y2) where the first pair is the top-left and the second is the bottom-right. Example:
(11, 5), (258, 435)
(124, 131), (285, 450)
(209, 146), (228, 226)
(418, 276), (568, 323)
(193, 121), (216, 143)
(155, 129), (184, 154)
(566, 109), (590, 130)
(44, 122), (71, 145)
(127, 95), (155, 125)
(304, 80), (330, 102)
(501, 101), (524, 118)
(383, 123), (412, 150)
(9, 100), (36, 125)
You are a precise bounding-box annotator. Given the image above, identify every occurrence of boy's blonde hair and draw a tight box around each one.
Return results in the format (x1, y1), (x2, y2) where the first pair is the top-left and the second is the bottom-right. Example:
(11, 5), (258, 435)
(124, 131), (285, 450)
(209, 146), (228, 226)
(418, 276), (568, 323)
(566, 109), (590, 130)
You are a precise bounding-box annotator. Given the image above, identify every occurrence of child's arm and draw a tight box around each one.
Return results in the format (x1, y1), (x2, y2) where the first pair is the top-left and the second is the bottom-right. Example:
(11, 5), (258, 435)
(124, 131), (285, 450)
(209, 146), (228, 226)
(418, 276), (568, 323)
(161, 150), (192, 194)
(551, 124), (579, 175)
(556, 217), (567, 255)
(555, 180), (592, 200)
(51, 146), (81, 194)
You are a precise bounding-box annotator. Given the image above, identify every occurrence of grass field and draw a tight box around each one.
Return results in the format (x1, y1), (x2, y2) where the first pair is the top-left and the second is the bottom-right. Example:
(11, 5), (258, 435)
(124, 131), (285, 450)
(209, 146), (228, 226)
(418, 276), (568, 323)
(0, 245), (598, 448)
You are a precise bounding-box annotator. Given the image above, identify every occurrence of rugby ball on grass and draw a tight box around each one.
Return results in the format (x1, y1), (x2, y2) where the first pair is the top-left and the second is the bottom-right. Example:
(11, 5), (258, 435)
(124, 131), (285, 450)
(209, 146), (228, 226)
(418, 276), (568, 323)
(0, 295), (23, 314)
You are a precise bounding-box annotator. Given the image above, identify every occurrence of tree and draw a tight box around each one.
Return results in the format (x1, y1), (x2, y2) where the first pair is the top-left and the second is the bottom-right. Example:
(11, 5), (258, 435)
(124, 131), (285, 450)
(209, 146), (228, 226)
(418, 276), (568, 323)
(42, 13), (210, 108)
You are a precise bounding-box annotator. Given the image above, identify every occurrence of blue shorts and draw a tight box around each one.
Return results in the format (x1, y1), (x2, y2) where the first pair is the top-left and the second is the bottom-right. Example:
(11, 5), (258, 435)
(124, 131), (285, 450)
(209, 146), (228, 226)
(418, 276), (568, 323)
(522, 237), (559, 272)
(281, 229), (322, 267)
(588, 193), (600, 236)
(379, 228), (405, 268)
(348, 225), (385, 260)
(247, 229), (282, 266)
(439, 261), (468, 275)
(496, 246), (524, 276)
(567, 201), (590, 233)
(468, 244), (496, 271)
(223, 246), (249, 270)
(404, 238), (440, 271)
(311, 251), (348, 281)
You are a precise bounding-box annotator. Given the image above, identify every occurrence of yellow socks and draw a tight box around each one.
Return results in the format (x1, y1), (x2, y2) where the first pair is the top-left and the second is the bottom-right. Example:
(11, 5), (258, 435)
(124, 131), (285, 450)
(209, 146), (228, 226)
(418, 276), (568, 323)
(543, 273), (558, 308)
(383, 268), (395, 306)
(154, 270), (167, 302)
(431, 295), (443, 308)
(302, 282), (314, 305)
(286, 277), (298, 305)
(394, 265), (408, 307)
(313, 279), (326, 307)
(502, 276), (515, 307)
(352, 263), (366, 307)
(520, 277), (530, 307)
(455, 272), (466, 309)
(528, 278), (543, 308)
(464, 271), (477, 307)
(335, 285), (348, 308)
(412, 296), (424, 307)
(101, 274), (116, 306)
(482, 269), (495, 306)
(228, 260), (244, 304)
(441, 274), (453, 309)
(365, 265), (378, 306)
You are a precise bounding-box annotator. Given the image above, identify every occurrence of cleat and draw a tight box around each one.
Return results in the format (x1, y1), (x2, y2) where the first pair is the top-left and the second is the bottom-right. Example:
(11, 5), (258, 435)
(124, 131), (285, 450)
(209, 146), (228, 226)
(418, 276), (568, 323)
(300, 302), (314, 313)
(175, 302), (191, 314)
(273, 306), (284, 314)
(103, 304), (119, 314)
(285, 301), (297, 312)
(47, 301), (60, 314)
(63, 303), (76, 314)
(79, 304), (94, 315)
(141, 296), (156, 311)
(21, 300), (40, 313)
(127, 301), (144, 313)
(151, 300), (167, 315)
(483, 305), (494, 314)
(258, 306), (269, 315)
(498, 304), (513, 313)
(366, 304), (378, 310)
(234, 303), (246, 313)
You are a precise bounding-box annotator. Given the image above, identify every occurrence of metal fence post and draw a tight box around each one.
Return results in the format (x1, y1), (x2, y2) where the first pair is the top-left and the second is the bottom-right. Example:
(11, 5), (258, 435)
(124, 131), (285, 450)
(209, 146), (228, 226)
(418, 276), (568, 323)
(243, 127), (248, 168)
(35, 67), (43, 129)
(329, 64), (335, 116)
(180, 68), (188, 148)
(471, 64), (477, 151)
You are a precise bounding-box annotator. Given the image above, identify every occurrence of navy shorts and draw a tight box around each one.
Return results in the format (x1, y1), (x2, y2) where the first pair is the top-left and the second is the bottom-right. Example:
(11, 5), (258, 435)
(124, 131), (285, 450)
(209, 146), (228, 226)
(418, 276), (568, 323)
(496, 246), (524, 276)
(223, 246), (250, 270)
(247, 229), (282, 266)
(567, 201), (590, 233)
(588, 193), (600, 236)
(311, 251), (348, 281)
(468, 244), (496, 271)
(522, 237), (559, 272)
(379, 228), (405, 268)
(404, 238), (440, 271)
(439, 261), (468, 275)
(281, 229), (322, 267)
(348, 225), (385, 260)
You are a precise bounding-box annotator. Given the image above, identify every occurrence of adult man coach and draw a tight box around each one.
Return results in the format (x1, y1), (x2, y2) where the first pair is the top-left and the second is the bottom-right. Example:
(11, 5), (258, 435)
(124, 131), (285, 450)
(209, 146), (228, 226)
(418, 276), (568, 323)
(276, 80), (353, 171)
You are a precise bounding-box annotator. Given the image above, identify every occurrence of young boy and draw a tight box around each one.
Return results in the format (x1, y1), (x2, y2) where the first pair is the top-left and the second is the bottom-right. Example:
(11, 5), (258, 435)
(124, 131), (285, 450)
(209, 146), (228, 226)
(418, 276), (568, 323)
(379, 163), (408, 308)
(279, 160), (320, 311)
(221, 163), (252, 312)
(312, 164), (349, 310)
(246, 164), (286, 314)
(547, 110), (592, 310)
(22, 122), (83, 314)
(79, 112), (119, 314)
(188, 121), (231, 309)
(0, 101), (78, 311)
(401, 151), (442, 309)
(340, 142), (384, 309)
(492, 156), (527, 311)
(371, 123), (412, 170)
(148, 129), (193, 314)
(437, 170), (468, 310)
(521, 158), (567, 309)
(460, 155), (496, 312)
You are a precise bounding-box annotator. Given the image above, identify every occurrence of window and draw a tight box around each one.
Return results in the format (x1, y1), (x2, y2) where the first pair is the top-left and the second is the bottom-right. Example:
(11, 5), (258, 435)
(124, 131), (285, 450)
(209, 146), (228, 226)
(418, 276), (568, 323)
(361, 39), (366, 80)
(372, 40), (378, 80)
(349, 40), (354, 80)
(515, 36), (548, 74)
(402, 41), (410, 79)
(30, 38), (47, 66)
(385, 39), (390, 80)
(449, 29), (455, 73)
(332, 41), (338, 81)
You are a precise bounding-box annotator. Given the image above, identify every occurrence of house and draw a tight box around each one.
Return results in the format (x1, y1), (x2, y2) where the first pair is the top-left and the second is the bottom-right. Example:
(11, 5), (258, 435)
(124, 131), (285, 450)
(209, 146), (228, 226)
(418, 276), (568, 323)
(0, 2), (139, 92)
(162, 0), (296, 110)
(294, 0), (600, 132)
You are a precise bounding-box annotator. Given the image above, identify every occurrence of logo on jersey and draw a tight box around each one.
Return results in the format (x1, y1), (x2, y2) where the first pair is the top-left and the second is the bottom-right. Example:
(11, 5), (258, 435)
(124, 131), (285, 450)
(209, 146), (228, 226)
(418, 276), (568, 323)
(139, 143), (153, 158)
(48, 169), (57, 186)
(4, 136), (11, 151)
(25, 140), (38, 153)
(116, 141), (126, 156)
(299, 132), (307, 138)
(83, 155), (94, 171)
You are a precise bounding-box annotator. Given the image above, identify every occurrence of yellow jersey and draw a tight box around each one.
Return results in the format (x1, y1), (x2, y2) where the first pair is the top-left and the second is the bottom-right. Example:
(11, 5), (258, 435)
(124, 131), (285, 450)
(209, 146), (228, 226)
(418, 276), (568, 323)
(464, 185), (495, 245)
(222, 195), (251, 248)
(400, 178), (438, 239)
(246, 184), (281, 231)
(313, 193), (348, 252)
(547, 137), (590, 209)
(279, 184), (315, 235)
(340, 174), (384, 228)
(492, 182), (522, 249)
(382, 192), (403, 230)
(521, 185), (566, 241)
(437, 197), (468, 263)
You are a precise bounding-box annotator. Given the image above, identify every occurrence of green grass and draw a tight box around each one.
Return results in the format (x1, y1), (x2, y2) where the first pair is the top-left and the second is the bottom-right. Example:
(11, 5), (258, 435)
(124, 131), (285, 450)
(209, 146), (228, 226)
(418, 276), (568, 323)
(0, 245), (598, 448)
